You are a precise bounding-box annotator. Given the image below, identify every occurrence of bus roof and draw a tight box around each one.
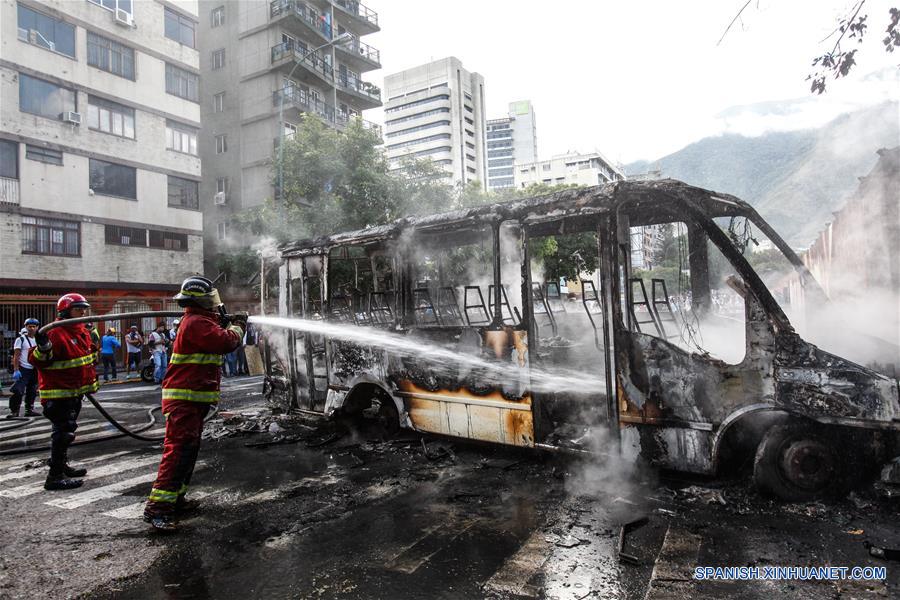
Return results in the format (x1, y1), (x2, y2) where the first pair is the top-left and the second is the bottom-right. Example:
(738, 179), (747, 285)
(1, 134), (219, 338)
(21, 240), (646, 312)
(280, 179), (752, 258)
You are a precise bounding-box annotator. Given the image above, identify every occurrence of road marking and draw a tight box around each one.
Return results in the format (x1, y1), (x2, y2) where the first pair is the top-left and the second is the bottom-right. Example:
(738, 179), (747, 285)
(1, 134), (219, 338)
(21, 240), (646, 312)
(0, 419), (100, 441)
(102, 489), (214, 520)
(84, 402), (159, 410)
(1, 455), (159, 499)
(483, 527), (552, 597)
(46, 462), (207, 510)
(0, 451), (131, 483)
(644, 526), (702, 600)
(385, 519), (478, 574)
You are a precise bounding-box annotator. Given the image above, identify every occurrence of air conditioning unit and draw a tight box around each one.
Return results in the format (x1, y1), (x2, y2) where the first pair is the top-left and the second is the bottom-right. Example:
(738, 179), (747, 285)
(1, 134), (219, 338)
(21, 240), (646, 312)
(114, 8), (134, 27)
(214, 192), (227, 205)
(61, 111), (81, 125)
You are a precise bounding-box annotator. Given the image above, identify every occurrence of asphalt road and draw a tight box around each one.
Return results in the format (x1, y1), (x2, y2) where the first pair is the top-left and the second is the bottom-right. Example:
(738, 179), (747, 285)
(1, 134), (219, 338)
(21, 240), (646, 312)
(0, 377), (897, 599)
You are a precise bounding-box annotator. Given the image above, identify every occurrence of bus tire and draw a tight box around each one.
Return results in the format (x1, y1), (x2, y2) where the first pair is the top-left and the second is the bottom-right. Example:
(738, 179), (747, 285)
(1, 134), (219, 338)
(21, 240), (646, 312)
(372, 394), (400, 440)
(753, 421), (850, 501)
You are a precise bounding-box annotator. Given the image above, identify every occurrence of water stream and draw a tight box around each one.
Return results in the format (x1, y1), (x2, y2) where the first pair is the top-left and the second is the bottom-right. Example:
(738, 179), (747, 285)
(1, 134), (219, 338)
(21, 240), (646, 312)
(249, 315), (607, 395)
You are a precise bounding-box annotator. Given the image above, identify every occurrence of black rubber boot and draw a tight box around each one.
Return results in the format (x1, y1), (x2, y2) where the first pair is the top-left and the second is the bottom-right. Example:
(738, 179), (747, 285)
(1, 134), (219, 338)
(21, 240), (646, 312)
(44, 474), (84, 491)
(63, 464), (88, 478)
(143, 512), (178, 532)
(175, 497), (202, 515)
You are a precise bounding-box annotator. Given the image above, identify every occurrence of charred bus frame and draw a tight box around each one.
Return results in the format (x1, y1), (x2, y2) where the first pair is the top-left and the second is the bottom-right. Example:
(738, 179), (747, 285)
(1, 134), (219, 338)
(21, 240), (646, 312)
(266, 180), (900, 500)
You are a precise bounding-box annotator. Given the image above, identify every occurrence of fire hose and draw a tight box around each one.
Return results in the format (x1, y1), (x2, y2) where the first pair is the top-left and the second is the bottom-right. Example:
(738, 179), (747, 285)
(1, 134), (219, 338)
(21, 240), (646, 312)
(0, 310), (229, 455)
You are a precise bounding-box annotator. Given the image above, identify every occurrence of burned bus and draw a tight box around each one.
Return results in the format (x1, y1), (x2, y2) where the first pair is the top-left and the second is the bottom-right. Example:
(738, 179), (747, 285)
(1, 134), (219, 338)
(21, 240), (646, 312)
(263, 179), (900, 500)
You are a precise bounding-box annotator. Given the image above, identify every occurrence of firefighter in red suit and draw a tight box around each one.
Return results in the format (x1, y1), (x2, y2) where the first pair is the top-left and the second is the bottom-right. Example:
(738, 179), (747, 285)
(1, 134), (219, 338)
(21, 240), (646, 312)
(143, 276), (245, 531)
(30, 293), (99, 490)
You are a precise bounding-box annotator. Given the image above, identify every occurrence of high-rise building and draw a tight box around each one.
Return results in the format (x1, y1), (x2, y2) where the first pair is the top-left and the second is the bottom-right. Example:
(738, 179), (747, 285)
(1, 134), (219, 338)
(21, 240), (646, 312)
(198, 0), (382, 265)
(383, 57), (487, 189)
(486, 100), (537, 191)
(0, 0), (203, 327)
(515, 151), (624, 189)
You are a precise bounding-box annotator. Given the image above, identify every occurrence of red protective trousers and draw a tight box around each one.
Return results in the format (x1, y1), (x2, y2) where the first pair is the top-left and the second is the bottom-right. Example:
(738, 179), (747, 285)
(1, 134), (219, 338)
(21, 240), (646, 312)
(145, 398), (209, 515)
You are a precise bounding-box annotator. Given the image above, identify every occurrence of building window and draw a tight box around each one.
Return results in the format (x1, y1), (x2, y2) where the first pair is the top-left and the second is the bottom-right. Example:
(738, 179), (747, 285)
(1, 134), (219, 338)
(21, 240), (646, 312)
(542, 163), (551, 171)
(165, 63), (199, 102)
(104, 224), (147, 247)
(25, 145), (63, 166)
(87, 96), (135, 139)
(217, 221), (228, 241)
(18, 74), (76, 119)
(22, 216), (79, 256)
(465, 130), (474, 137)
(87, 0), (133, 16)
(465, 117), (474, 125)
(211, 48), (225, 70)
(385, 120), (451, 138)
(215, 134), (227, 154)
(211, 6), (225, 27)
(164, 8), (195, 48)
(167, 175), (199, 210)
(216, 177), (229, 193)
(1, 140), (18, 178)
(466, 142), (475, 150)
(89, 158), (136, 199)
(467, 167), (476, 174)
(16, 4), (76, 58)
(213, 92), (225, 113)
(149, 230), (187, 250)
(465, 154), (476, 161)
(87, 32), (135, 80)
(464, 105), (473, 113)
(166, 121), (198, 156)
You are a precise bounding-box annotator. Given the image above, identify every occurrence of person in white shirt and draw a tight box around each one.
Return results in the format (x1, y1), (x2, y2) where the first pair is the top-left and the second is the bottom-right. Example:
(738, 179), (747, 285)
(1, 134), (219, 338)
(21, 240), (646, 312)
(8, 318), (40, 418)
(124, 325), (144, 379)
(148, 323), (170, 384)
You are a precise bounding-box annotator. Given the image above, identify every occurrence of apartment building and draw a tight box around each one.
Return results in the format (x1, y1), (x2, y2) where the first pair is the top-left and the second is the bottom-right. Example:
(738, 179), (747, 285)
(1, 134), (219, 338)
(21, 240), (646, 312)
(383, 57), (487, 189)
(486, 100), (537, 191)
(198, 0), (382, 265)
(0, 0), (203, 332)
(515, 151), (624, 189)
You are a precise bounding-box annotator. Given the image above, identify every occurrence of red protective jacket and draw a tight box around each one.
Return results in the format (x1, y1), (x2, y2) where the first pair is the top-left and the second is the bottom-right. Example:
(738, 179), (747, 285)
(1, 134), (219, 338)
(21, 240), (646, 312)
(29, 322), (99, 403)
(161, 307), (242, 404)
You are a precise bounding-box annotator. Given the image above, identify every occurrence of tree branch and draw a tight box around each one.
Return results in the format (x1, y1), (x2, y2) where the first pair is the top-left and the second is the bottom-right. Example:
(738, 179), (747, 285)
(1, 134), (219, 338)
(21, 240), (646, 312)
(717, 0), (754, 46)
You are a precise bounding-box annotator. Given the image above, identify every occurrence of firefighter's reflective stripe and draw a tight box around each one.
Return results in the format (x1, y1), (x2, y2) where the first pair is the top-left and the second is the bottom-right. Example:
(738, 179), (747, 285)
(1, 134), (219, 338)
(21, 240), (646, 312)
(178, 483), (188, 495)
(161, 388), (220, 403)
(148, 488), (178, 503)
(33, 348), (50, 361)
(40, 381), (100, 399)
(170, 353), (224, 366)
(43, 353), (95, 370)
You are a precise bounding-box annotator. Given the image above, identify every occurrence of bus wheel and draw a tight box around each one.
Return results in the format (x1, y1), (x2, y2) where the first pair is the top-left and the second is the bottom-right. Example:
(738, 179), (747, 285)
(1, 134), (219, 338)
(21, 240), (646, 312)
(371, 394), (400, 440)
(753, 422), (849, 501)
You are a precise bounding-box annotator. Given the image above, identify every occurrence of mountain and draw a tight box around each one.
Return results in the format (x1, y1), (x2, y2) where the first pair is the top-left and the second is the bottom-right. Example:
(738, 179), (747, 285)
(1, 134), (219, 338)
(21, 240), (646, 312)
(625, 101), (899, 247)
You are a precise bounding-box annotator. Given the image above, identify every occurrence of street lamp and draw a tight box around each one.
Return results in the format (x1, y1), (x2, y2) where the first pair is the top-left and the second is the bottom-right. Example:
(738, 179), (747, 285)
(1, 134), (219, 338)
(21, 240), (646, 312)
(277, 32), (352, 213)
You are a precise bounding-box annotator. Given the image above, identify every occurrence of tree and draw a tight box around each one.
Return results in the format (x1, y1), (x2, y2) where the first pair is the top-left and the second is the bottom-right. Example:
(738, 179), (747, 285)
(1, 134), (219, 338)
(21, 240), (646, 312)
(718, 1), (899, 93)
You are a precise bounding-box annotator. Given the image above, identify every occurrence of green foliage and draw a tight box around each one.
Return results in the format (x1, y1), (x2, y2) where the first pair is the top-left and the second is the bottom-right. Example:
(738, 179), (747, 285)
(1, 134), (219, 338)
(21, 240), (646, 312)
(212, 247), (260, 287)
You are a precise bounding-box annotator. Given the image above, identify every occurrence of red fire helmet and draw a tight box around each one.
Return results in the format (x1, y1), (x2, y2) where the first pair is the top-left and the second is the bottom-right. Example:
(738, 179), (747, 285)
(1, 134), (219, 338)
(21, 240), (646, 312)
(57, 293), (91, 314)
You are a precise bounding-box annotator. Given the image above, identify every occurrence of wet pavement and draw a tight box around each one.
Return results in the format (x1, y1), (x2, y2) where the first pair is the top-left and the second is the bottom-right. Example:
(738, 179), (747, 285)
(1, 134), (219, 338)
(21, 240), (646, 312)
(0, 377), (897, 599)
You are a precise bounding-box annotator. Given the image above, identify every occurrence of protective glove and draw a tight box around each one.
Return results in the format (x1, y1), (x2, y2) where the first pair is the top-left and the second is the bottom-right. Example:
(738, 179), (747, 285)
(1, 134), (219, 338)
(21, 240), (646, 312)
(230, 311), (249, 328)
(35, 331), (51, 351)
(12, 370), (21, 382)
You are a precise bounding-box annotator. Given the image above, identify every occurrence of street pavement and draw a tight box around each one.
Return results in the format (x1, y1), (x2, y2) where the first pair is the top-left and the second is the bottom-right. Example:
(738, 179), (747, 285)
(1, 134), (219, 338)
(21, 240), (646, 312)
(0, 377), (897, 599)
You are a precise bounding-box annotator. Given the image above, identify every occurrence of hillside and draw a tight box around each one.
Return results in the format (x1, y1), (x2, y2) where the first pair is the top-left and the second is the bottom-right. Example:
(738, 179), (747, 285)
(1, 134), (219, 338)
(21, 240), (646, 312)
(626, 101), (899, 247)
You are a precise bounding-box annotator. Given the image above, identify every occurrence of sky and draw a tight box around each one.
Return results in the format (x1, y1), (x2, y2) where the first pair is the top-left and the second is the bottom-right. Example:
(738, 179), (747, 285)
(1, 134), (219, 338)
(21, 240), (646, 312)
(365, 0), (899, 164)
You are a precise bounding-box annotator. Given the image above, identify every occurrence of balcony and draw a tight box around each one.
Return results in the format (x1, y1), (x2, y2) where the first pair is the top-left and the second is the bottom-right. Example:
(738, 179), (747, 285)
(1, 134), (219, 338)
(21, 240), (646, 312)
(335, 112), (382, 139)
(274, 86), (337, 125)
(335, 34), (380, 72)
(271, 41), (335, 87)
(331, 0), (379, 34)
(335, 73), (381, 108)
(271, 0), (332, 41)
(0, 176), (19, 205)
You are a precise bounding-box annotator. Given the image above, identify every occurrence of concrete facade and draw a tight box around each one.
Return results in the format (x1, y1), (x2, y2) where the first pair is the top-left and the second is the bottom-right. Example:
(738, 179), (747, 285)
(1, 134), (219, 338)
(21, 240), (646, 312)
(515, 151), (624, 189)
(0, 0), (203, 297)
(198, 0), (382, 268)
(383, 57), (487, 189)
(486, 100), (537, 191)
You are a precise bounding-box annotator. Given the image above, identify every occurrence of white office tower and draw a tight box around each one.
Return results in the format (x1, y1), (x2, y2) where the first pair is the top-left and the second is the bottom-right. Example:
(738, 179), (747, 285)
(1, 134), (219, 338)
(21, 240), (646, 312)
(486, 100), (537, 191)
(384, 57), (487, 189)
